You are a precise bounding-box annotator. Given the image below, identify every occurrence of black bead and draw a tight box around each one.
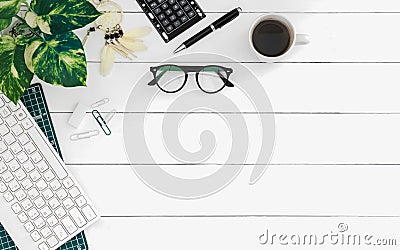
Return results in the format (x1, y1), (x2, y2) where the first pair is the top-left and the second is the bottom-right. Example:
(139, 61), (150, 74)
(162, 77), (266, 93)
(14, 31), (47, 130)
(114, 33), (120, 38)
(89, 27), (95, 32)
(119, 30), (124, 35)
(104, 34), (110, 39)
(110, 34), (115, 39)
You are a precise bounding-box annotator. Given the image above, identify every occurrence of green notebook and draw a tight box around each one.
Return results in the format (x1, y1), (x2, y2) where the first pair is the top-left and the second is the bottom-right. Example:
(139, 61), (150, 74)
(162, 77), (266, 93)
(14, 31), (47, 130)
(0, 83), (89, 250)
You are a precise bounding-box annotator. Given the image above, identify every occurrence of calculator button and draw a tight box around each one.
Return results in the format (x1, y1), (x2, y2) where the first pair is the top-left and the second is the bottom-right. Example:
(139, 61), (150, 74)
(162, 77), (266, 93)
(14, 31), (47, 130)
(154, 7), (161, 14)
(173, 20), (181, 27)
(161, 3), (168, 9)
(181, 16), (188, 22)
(184, 5), (191, 11)
(179, 0), (187, 5)
(172, 4), (179, 10)
(177, 10), (183, 16)
(150, 2), (157, 8)
(170, 14), (177, 21)
(157, 0), (163, 3)
(169, 0), (175, 3)
(188, 11), (195, 17)
(166, 25), (174, 32)
(162, 19), (170, 26)
(165, 9), (172, 15)
(158, 13), (166, 20)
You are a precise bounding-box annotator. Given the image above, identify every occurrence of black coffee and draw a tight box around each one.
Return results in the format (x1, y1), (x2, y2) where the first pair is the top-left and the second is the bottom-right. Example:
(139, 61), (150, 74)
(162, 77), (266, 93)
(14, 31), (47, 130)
(252, 19), (292, 57)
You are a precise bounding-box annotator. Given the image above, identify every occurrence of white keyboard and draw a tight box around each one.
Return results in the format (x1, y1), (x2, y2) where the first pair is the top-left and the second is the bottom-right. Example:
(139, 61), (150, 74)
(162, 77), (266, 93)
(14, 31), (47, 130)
(0, 94), (99, 250)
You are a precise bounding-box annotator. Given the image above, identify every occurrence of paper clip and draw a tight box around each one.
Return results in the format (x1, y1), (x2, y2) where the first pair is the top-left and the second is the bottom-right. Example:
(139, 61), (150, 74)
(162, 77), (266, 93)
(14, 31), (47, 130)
(104, 109), (117, 123)
(70, 130), (100, 141)
(91, 98), (109, 108)
(92, 110), (111, 135)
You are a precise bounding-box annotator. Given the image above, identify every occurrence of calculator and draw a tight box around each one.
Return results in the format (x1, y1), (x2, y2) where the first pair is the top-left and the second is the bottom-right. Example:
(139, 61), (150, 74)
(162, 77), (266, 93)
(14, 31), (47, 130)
(136, 0), (206, 43)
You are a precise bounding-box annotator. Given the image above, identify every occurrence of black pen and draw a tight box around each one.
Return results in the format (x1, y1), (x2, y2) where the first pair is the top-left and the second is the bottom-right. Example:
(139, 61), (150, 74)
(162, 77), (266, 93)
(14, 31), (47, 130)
(173, 7), (242, 54)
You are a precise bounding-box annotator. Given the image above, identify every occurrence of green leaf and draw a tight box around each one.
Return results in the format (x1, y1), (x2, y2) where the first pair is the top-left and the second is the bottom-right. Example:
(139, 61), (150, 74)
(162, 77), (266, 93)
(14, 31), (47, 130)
(25, 32), (87, 87)
(0, 36), (33, 103)
(0, 0), (21, 19)
(30, 0), (101, 35)
(0, 17), (11, 30)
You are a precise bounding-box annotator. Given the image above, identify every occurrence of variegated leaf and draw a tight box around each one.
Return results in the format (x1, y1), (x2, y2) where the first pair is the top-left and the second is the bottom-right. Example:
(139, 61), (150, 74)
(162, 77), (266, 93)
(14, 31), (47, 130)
(25, 32), (87, 87)
(0, 17), (11, 30)
(0, 36), (33, 103)
(0, 0), (21, 19)
(30, 0), (101, 35)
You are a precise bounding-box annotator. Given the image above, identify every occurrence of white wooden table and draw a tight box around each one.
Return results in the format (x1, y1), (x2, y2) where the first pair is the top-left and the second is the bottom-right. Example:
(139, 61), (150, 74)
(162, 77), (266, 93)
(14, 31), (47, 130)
(38, 0), (400, 248)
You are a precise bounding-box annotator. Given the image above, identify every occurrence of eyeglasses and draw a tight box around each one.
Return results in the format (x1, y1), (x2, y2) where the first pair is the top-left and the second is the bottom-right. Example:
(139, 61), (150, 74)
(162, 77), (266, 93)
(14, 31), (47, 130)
(148, 65), (234, 94)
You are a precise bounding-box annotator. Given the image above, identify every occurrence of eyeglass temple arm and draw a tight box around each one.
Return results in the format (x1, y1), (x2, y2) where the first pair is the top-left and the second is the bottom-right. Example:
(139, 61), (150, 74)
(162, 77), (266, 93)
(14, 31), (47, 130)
(218, 72), (234, 87)
(148, 68), (169, 86)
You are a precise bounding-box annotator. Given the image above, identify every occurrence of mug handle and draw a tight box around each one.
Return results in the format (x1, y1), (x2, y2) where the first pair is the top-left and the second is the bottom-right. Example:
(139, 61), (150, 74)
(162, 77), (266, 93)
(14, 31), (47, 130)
(295, 34), (310, 45)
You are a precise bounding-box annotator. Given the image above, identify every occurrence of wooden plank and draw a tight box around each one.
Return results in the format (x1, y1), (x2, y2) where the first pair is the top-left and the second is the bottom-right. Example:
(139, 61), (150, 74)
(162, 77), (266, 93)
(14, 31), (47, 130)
(80, 13), (400, 62)
(70, 164), (400, 216)
(42, 63), (400, 113)
(52, 113), (400, 164)
(117, 0), (400, 12)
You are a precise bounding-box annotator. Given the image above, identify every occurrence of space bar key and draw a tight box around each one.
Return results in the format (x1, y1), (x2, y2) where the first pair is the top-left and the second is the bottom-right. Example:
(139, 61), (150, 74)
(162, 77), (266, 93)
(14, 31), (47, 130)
(28, 127), (68, 179)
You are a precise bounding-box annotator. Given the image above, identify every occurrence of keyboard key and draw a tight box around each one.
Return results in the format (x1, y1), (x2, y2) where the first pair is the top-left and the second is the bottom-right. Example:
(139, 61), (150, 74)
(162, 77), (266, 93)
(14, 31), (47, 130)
(49, 198), (60, 209)
(172, 4), (179, 10)
(62, 177), (74, 189)
(21, 198), (33, 210)
(50, 180), (61, 191)
(176, 10), (183, 16)
(28, 207), (39, 219)
(0, 162), (7, 173)
(70, 207), (87, 227)
(4, 133), (16, 145)
(47, 236), (58, 247)
(28, 187), (40, 199)
(21, 178), (33, 189)
(165, 9), (172, 15)
(173, 20), (181, 27)
(0, 181), (7, 192)
(14, 109), (27, 120)
(0, 124), (9, 136)
(183, 5), (191, 11)
(47, 215), (58, 227)
(61, 216), (77, 234)
(56, 189), (68, 200)
(24, 142), (36, 154)
(18, 133), (30, 145)
(166, 25), (174, 32)
(17, 152), (29, 163)
(162, 19), (169, 26)
(7, 159), (20, 171)
(24, 221), (35, 232)
(154, 7), (161, 14)
(21, 118), (33, 129)
(161, 3), (168, 9)
(23, 161), (35, 172)
(38, 242), (49, 250)
(15, 189), (26, 201)
(5, 115), (17, 127)
(158, 13), (166, 20)
(69, 187), (80, 198)
(11, 203), (22, 213)
(8, 180), (20, 191)
(40, 227), (52, 238)
(55, 207), (66, 218)
(31, 230), (41, 242)
(15, 168), (27, 181)
(2, 170), (14, 182)
(75, 196), (87, 207)
(170, 14), (177, 21)
(18, 211), (28, 222)
(11, 124), (23, 136)
(42, 188), (54, 200)
(4, 191), (14, 202)
(31, 151), (42, 163)
(37, 160), (49, 172)
(188, 11), (195, 17)
(179, 0), (186, 5)
(0, 141), (7, 153)
(181, 15), (188, 22)
(34, 217), (46, 229)
(34, 197), (46, 208)
(40, 206), (52, 218)
(53, 225), (68, 241)
(30, 170), (41, 182)
(63, 198), (74, 209)
(82, 205), (97, 221)
(0, 107), (11, 117)
(2, 150), (13, 162)
(43, 170), (55, 181)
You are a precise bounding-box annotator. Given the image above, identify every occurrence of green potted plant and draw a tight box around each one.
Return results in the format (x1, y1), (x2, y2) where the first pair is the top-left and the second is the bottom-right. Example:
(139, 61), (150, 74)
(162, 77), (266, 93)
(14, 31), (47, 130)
(0, 0), (102, 103)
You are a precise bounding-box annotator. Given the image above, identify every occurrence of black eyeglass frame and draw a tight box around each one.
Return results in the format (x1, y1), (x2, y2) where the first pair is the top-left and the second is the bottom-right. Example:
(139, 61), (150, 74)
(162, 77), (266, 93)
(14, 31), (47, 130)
(148, 64), (235, 94)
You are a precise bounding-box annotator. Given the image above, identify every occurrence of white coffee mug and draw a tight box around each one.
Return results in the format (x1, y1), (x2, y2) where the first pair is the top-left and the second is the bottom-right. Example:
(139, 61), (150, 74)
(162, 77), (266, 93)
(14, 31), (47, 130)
(249, 15), (310, 62)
